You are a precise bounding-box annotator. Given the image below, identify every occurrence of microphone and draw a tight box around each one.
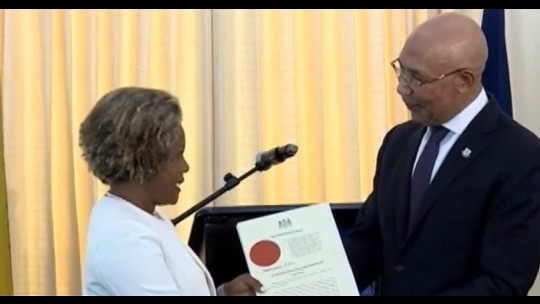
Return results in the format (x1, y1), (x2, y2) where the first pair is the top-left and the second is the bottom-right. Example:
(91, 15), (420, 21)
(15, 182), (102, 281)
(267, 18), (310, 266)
(255, 144), (298, 171)
(172, 143), (299, 225)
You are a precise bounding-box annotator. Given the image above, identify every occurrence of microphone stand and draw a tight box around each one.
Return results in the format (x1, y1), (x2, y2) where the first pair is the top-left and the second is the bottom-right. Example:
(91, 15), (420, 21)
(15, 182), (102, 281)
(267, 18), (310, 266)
(171, 163), (266, 226)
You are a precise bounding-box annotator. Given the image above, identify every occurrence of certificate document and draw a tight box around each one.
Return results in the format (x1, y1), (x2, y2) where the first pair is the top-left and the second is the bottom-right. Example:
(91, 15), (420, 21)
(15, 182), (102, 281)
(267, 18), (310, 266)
(236, 203), (359, 296)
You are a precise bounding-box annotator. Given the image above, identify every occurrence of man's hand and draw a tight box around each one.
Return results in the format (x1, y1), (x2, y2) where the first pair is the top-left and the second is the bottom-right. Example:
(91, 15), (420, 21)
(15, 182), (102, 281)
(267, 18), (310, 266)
(223, 273), (265, 296)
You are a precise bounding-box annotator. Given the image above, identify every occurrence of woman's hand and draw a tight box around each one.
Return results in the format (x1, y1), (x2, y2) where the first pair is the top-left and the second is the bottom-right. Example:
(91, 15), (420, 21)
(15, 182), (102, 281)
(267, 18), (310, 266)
(223, 273), (265, 296)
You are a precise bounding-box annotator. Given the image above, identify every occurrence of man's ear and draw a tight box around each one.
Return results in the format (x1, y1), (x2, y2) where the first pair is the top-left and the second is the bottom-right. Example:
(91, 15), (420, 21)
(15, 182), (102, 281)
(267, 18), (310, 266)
(456, 69), (476, 93)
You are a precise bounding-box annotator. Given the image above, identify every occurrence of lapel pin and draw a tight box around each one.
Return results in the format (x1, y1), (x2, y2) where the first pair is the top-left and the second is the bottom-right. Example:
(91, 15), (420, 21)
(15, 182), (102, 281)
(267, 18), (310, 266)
(461, 147), (472, 158)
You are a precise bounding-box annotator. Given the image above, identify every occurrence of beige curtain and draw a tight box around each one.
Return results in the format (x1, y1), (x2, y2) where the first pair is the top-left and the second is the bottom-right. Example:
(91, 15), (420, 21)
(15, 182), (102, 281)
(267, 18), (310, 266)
(2, 9), (214, 295)
(1, 8), (481, 295)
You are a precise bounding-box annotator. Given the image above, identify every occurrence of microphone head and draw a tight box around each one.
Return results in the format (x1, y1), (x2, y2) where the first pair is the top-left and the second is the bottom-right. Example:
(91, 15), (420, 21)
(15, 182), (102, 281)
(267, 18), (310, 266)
(284, 144), (298, 156)
(254, 143), (298, 171)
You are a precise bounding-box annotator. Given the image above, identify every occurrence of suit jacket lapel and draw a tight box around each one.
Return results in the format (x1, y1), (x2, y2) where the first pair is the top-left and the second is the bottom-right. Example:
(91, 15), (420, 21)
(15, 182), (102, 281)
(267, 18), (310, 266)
(403, 99), (499, 243)
(396, 126), (426, 243)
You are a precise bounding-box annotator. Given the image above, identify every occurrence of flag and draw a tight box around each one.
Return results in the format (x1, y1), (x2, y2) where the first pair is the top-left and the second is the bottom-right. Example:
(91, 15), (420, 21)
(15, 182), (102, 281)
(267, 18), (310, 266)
(0, 149), (12, 296)
(481, 9), (513, 117)
(0, 82), (13, 295)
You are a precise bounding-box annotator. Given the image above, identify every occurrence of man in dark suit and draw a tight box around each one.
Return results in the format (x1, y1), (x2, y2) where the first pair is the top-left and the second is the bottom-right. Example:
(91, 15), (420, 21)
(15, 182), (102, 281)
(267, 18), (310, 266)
(345, 12), (540, 296)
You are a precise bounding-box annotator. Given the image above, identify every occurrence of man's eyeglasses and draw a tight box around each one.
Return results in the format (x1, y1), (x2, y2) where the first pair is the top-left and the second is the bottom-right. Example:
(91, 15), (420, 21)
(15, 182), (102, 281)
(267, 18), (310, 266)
(390, 58), (465, 88)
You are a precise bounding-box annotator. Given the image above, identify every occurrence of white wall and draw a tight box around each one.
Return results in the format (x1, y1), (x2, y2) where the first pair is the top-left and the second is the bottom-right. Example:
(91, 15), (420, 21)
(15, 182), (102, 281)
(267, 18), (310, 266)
(504, 9), (540, 296)
(506, 9), (540, 138)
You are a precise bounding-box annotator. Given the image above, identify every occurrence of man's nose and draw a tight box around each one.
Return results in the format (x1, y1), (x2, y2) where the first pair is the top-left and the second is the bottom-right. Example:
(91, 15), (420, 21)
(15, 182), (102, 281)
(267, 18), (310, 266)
(396, 80), (413, 96)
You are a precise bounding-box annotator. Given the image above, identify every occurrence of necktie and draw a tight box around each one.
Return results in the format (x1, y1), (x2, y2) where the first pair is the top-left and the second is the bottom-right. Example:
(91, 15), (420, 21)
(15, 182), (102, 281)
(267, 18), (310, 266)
(409, 126), (449, 228)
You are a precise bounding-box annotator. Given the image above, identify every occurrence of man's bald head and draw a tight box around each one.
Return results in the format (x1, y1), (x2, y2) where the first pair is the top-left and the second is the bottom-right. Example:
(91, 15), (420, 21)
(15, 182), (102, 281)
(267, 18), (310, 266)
(396, 12), (490, 126)
(404, 12), (488, 76)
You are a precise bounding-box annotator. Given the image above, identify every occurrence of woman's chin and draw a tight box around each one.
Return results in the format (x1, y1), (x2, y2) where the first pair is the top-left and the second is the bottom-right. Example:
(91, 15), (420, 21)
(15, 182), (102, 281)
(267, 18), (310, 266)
(167, 195), (180, 205)
(156, 194), (180, 206)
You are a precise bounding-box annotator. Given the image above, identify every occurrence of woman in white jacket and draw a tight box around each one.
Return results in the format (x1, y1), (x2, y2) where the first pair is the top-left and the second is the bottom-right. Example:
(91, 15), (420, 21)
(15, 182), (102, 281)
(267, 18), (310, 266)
(79, 86), (264, 296)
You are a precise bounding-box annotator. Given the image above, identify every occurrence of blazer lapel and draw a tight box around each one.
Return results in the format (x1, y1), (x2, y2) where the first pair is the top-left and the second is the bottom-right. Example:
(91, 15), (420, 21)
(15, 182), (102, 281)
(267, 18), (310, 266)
(403, 99), (499, 242)
(185, 242), (217, 296)
(396, 126), (426, 243)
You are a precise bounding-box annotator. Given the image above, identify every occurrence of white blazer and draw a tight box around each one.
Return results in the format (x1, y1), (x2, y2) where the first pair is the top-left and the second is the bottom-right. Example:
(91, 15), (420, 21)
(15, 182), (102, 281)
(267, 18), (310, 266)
(83, 195), (216, 296)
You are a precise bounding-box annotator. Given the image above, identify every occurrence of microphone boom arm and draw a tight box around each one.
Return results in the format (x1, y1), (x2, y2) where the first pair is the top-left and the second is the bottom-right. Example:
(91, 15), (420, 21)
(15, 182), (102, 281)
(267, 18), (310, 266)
(171, 143), (298, 225)
(171, 166), (259, 225)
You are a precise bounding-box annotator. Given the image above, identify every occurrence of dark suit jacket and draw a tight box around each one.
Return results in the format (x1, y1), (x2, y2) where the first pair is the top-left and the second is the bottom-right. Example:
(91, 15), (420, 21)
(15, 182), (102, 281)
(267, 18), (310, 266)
(345, 97), (540, 295)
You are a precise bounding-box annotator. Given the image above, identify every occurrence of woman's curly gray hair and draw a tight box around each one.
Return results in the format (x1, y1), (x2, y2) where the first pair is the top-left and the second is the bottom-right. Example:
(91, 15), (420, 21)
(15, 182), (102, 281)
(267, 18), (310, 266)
(79, 86), (182, 185)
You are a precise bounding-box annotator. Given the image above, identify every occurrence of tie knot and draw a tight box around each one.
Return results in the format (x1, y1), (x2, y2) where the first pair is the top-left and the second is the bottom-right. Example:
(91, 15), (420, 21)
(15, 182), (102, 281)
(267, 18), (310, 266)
(428, 126), (449, 144)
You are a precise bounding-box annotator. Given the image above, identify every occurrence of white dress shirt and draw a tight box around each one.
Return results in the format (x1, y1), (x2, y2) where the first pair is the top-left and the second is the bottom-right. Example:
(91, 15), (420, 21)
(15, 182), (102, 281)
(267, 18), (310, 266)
(413, 88), (489, 181)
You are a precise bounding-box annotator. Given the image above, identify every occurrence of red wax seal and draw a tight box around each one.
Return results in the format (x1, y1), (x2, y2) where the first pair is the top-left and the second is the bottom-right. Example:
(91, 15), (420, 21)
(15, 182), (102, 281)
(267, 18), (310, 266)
(249, 240), (281, 267)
